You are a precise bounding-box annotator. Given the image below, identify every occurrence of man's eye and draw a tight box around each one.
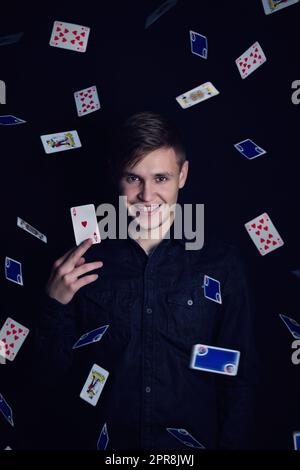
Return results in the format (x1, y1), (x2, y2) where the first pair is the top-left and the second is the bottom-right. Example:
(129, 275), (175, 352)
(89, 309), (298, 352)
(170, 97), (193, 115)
(156, 176), (168, 183)
(126, 176), (140, 183)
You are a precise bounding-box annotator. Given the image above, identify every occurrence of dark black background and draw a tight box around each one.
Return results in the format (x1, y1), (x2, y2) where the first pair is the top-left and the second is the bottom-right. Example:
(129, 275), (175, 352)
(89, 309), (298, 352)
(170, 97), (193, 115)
(0, 0), (300, 452)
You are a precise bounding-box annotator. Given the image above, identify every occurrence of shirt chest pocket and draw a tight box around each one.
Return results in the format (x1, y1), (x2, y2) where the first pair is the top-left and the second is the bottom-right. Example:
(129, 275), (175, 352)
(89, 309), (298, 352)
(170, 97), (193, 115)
(166, 289), (220, 343)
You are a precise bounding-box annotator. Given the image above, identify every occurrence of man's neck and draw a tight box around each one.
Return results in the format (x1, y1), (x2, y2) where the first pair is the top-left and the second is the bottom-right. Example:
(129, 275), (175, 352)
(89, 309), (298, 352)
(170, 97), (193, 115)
(128, 215), (174, 255)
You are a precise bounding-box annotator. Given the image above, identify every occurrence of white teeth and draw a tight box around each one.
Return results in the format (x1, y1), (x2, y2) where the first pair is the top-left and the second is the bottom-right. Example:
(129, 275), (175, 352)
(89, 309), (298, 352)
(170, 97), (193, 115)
(135, 204), (161, 213)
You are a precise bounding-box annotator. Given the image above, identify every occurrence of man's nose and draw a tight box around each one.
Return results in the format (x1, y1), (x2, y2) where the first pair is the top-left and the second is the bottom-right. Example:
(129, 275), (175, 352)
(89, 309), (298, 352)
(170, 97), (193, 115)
(139, 181), (155, 202)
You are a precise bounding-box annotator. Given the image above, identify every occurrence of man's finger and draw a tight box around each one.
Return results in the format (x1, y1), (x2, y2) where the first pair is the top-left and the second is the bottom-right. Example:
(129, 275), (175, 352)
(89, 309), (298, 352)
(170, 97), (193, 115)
(73, 273), (99, 292)
(70, 261), (103, 281)
(75, 257), (85, 268)
(65, 239), (94, 269)
(54, 247), (76, 269)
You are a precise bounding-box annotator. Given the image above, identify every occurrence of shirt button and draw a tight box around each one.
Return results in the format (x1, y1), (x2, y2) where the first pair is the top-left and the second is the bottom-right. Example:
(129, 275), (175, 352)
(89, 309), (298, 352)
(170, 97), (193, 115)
(145, 386), (151, 393)
(146, 307), (152, 314)
(187, 299), (193, 306)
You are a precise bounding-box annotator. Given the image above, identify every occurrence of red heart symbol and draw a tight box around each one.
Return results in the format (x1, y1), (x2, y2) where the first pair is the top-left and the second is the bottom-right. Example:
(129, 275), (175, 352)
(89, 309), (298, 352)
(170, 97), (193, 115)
(81, 98), (84, 102)
(247, 65), (250, 68)
(11, 324), (15, 328)
(80, 92), (84, 96)
(72, 30), (78, 35)
(259, 218), (264, 223)
(266, 240), (271, 244)
(82, 103), (86, 107)
(250, 53), (253, 57)
(6, 349), (10, 355)
(64, 28), (69, 33)
(76, 36), (80, 40)
(255, 230), (260, 236)
(268, 234), (273, 239)
(91, 106), (95, 110)
(81, 32), (86, 37)
(7, 331), (11, 335)
(90, 100), (94, 104)
(62, 38), (67, 42)
(12, 329), (17, 334)
(87, 105), (90, 109)
(255, 48), (258, 52)
(258, 55), (262, 59)
(245, 57), (248, 61)
(84, 93), (88, 97)
(54, 36), (59, 41)
(257, 224), (262, 229)
(264, 245), (269, 250)
(273, 241), (277, 246)
(242, 69), (246, 73)
(59, 32), (64, 37)
(56, 27), (61, 32)
(251, 223), (256, 228)
(239, 61), (243, 66)
(14, 335), (19, 341)
(18, 328), (23, 333)
(263, 225), (268, 231)
(71, 39), (75, 44)
(79, 41), (84, 46)
(88, 89), (92, 93)
(89, 95), (93, 99)
(2, 339), (6, 343)
(81, 221), (87, 227)
(83, 109), (87, 113)
(253, 60), (257, 64)
(260, 238), (265, 243)
(9, 343), (14, 348)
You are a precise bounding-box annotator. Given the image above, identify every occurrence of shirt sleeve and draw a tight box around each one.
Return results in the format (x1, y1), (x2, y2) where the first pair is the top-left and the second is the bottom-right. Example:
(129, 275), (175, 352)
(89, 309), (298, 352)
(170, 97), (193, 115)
(35, 292), (80, 387)
(216, 246), (259, 449)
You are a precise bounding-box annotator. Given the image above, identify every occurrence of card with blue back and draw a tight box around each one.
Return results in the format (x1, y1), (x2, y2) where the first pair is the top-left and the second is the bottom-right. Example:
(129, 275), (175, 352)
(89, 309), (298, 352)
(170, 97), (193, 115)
(293, 432), (300, 450)
(190, 344), (240, 376)
(97, 422), (109, 450)
(190, 30), (208, 59)
(0, 393), (14, 426)
(73, 325), (109, 349)
(166, 428), (205, 449)
(203, 275), (222, 304)
(279, 314), (300, 339)
(234, 138), (266, 160)
(5, 257), (23, 286)
(0, 115), (26, 125)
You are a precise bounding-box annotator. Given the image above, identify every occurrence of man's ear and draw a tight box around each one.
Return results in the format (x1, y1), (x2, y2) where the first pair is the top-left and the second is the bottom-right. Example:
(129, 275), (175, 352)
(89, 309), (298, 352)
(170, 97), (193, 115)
(178, 160), (189, 189)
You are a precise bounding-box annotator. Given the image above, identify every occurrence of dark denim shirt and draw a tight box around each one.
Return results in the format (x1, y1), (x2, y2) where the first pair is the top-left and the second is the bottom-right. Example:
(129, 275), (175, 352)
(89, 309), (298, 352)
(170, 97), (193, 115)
(37, 227), (257, 450)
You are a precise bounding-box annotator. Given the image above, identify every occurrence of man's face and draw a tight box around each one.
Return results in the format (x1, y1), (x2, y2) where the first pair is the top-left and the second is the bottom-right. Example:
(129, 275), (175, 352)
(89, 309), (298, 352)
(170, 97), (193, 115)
(119, 147), (189, 232)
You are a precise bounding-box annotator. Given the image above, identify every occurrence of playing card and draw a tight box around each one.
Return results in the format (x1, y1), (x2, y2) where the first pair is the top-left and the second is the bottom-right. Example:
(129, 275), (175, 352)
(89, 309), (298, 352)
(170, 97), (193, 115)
(73, 325), (109, 349)
(166, 428), (205, 449)
(245, 212), (284, 256)
(0, 393), (14, 426)
(80, 364), (109, 406)
(40, 130), (81, 154)
(71, 204), (101, 246)
(235, 41), (266, 79)
(293, 431), (300, 450)
(145, 0), (177, 29)
(17, 217), (47, 243)
(49, 21), (90, 52)
(203, 275), (222, 304)
(0, 115), (26, 125)
(279, 314), (300, 339)
(4, 446), (12, 450)
(74, 85), (100, 117)
(234, 138), (267, 160)
(190, 344), (240, 376)
(190, 31), (208, 59)
(5, 257), (23, 286)
(262, 0), (299, 14)
(0, 317), (29, 362)
(0, 32), (23, 46)
(176, 82), (219, 109)
(97, 422), (109, 450)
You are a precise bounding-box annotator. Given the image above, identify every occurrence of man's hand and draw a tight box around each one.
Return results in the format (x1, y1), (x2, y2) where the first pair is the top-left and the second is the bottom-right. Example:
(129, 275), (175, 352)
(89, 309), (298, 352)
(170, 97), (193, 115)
(46, 238), (103, 305)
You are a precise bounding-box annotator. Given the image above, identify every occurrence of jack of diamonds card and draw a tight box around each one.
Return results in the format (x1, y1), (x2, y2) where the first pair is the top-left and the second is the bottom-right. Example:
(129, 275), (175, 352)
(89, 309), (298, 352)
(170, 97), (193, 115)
(235, 41), (266, 79)
(245, 212), (284, 256)
(49, 21), (90, 53)
(0, 318), (29, 362)
(74, 86), (100, 117)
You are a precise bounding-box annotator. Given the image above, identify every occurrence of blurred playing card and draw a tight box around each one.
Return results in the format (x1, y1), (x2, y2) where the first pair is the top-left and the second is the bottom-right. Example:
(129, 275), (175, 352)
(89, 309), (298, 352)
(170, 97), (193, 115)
(245, 212), (284, 256)
(74, 85), (100, 117)
(145, 0), (177, 29)
(73, 325), (109, 349)
(71, 204), (101, 246)
(166, 428), (205, 449)
(17, 217), (47, 243)
(279, 314), (300, 339)
(234, 139), (267, 160)
(190, 344), (240, 376)
(190, 31), (208, 59)
(0, 32), (23, 46)
(203, 275), (222, 304)
(97, 422), (109, 450)
(176, 82), (219, 109)
(293, 431), (300, 450)
(80, 364), (109, 406)
(49, 21), (90, 52)
(236, 41), (266, 79)
(0, 115), (26, 125)
(5, 257), (23, 286)
(0, 393), (14, 426)
(0, 317), (29, 362)
(4, 446), (12, 450)
(262, 0), (299, 14)
(40, 130), (81, 154)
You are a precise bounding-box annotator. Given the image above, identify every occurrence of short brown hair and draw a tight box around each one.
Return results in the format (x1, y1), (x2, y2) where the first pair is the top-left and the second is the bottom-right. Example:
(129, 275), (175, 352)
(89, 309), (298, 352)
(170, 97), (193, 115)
(108, 111), (186, 184)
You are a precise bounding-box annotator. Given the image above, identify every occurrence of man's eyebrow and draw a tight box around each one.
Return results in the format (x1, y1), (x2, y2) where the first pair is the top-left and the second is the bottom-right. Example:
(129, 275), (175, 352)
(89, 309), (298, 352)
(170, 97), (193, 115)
(122, 171), (175, 178)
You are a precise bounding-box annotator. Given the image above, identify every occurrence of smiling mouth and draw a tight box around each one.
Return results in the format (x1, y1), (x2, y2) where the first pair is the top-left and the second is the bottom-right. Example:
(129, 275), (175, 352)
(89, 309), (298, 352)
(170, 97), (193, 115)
(133, 203), (162, 215)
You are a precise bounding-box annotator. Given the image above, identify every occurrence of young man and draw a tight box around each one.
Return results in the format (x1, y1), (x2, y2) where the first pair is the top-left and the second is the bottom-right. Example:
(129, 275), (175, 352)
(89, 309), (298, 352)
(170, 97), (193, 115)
(37, 112), (257, 450)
